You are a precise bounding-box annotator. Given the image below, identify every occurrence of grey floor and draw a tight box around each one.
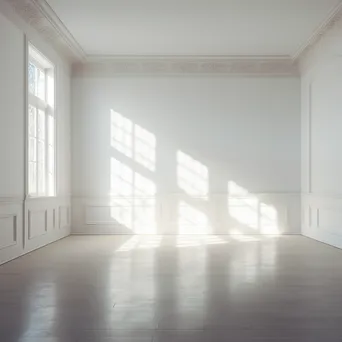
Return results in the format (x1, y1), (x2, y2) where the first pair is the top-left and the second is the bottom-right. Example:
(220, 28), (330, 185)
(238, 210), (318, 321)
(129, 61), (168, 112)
(1, 235), (342, 341)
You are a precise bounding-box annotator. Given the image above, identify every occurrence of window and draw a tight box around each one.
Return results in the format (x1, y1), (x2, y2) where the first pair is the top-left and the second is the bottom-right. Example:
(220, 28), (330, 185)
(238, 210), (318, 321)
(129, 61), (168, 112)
(28, 44), (56, 197)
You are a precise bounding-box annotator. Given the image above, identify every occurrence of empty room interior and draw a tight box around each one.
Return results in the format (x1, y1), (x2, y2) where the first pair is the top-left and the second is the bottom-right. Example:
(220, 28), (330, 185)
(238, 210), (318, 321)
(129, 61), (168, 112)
(1, 0), (342, 341)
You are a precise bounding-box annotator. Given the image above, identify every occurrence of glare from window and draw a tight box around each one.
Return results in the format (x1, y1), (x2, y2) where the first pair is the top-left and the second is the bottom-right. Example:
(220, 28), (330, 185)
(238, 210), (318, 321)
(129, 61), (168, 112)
(28, 44), (55, 197)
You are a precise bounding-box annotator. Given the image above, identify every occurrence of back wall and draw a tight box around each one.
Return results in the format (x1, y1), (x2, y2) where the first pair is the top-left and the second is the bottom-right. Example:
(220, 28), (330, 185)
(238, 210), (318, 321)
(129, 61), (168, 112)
(72, 76), (301, 235)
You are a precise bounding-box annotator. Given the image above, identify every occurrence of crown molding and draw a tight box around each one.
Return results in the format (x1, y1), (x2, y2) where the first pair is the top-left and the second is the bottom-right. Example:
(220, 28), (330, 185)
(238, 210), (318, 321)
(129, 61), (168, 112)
(293, 1), (342, 61)
(2, 0), (297, 75)
(4, 0), (86, 61)
(73, 56), (298, 76)
(9, 0), (342, 75)
(85, 54), (292, 62)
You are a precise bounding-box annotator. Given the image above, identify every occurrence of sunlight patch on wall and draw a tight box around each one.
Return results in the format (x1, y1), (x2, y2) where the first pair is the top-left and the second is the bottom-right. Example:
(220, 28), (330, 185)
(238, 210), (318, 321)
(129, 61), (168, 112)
(111, 110), (133, 158)
(133, 173), (156, 234)
(228, 181), (259, 230)
(110, 110), (157, 234)
(228, 181), (280, 234)
(135, 124), (156, 171)
(110, 158), (133, 196)
(260, 203), (279, 234)
(111, 110), (156, 171)
(110, 158), (157, 233)
(178, 201), (211, 235)
(110, 198), (133, 229)
(177, 151), (208, 198)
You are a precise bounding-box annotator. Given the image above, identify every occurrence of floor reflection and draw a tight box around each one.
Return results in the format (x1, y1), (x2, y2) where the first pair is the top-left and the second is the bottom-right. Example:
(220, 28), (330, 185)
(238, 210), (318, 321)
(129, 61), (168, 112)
(1, 236), (342, 341)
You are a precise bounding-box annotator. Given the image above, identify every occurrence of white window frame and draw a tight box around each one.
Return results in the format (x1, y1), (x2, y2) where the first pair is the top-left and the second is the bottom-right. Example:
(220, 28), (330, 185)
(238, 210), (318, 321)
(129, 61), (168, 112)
(27, 43), (57, 198)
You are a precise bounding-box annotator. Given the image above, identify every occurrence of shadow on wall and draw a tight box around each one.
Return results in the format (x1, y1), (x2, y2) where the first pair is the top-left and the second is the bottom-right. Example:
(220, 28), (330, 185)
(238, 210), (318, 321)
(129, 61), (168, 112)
(109, 110), (279, 235)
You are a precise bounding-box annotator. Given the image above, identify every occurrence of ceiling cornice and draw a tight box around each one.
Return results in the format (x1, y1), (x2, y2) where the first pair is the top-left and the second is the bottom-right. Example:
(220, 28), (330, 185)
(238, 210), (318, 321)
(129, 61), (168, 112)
(293, 1), (342, 61)
(5, 0), (86, 61)
(2, 0), (297, 75)
(4, 0), (342, 75)
(73, 56), (298, 76)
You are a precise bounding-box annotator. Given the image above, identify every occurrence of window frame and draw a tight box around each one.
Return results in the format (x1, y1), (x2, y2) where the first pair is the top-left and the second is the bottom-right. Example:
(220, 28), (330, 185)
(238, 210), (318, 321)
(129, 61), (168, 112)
(26, 42), (57, 199)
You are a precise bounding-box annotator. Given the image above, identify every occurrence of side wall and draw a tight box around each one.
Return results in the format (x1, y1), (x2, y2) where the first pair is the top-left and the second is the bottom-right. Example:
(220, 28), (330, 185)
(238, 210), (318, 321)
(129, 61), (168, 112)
(301, 18), (342, 248)
(72, 75), (301, 235)
(0, 5), (71, 264)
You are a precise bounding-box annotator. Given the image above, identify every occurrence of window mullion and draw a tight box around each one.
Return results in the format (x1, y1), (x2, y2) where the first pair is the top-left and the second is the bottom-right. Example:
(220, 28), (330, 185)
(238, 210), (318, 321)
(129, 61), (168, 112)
(45, 110), (48, 197)
(132, 124), (136, 196)
(132, 124), (136, 229)
(29, 93), (48, 111)
(36, 108), (39, 196)
(45, 69), (48, 196)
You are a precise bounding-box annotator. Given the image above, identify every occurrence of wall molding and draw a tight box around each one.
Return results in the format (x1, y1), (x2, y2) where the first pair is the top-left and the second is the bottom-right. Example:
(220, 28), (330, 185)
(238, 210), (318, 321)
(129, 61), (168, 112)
(302, 192), (342, 199)
(72, 57), (299, 76)
(294, 1), (342, 61)
(0, 197), (24, 203)
(58, 205), (70, 229)
(302, 193), (342, 249)
(297, 3), (342, 74)
(28, 209), (48, 240)
(4, 0), (86, 61)
(307, 81), (313, 193)
(72, 192), (300, 199)
(73, 193), (301, 235)
(0, 214), (17, 250)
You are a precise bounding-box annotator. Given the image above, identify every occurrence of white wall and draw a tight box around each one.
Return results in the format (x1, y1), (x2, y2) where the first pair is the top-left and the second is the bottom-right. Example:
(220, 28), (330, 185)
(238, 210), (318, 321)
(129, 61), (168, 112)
(0, 6), (72, 265)
(301, 21), (342, 248)
(72, 75), (301, 235)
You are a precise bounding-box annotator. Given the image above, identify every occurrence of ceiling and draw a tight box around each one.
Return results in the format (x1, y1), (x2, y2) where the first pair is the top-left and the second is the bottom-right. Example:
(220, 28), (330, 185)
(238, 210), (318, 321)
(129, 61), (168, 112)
(46, 0), (341, 58)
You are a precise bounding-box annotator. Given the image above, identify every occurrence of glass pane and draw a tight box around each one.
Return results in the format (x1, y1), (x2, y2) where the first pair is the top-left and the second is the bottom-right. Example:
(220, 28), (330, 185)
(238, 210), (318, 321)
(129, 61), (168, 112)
(38, 162), (46, 195)
(29, 137), (37, 162)
(48, 173), (55, 196)
(28, 62), (36, 94)
(37, 68), (46, 100)
(48, 115), (54, 146)
(38, 140), (45, 163)
(38, 110), (45, 140)
(29, 162), (37, 195)
(48, 145), (54, 174)
(28, 105), (37, 137)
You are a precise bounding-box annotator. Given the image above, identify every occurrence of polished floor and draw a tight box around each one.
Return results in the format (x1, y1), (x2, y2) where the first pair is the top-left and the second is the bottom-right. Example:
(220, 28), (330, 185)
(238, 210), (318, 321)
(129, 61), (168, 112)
(1, 235), (342, 341)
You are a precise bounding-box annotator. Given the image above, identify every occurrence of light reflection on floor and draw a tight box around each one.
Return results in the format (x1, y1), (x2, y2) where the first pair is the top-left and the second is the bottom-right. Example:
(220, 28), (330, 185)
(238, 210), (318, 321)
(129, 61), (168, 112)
(115, 235), (279, 253)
